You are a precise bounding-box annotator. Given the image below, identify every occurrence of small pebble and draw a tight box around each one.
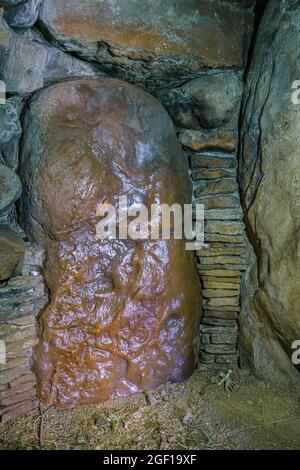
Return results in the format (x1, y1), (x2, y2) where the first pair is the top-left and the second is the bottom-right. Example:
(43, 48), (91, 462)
(182, 408), (194, 425)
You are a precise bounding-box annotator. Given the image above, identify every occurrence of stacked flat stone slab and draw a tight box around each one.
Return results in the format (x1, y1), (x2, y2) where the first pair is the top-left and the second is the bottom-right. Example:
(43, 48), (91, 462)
(183, 131), (246, 368)
(0, 243), (47, 423)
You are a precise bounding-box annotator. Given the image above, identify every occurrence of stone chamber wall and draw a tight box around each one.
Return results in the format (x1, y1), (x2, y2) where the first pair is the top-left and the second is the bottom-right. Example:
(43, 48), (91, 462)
(4, 0), (297, 422)
(0, 0), (253, 421)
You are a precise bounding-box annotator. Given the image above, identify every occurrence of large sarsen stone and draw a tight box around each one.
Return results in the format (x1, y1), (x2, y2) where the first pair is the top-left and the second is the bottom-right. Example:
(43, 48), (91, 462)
(20, 78), (201, 408)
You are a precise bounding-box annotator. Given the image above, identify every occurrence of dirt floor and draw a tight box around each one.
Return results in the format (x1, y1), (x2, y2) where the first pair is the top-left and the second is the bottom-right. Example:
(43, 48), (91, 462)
(0, 367), (299, 450)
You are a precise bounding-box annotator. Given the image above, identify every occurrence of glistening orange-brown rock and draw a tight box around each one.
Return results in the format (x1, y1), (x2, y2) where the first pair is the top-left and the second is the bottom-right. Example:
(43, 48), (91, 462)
(20, 78), (201, 408)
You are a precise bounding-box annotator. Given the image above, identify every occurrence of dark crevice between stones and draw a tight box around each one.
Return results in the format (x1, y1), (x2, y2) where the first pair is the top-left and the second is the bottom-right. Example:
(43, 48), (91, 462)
(243, 0), (270, 83)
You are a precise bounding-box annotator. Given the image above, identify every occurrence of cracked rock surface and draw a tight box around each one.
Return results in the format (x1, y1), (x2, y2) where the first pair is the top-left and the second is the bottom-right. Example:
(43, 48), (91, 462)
(239, 0), (300, 386)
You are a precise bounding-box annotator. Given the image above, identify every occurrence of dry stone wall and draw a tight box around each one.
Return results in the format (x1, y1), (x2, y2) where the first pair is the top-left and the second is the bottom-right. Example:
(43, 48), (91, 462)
(0, 243), (47, 423)
(155, 69), (248, 369)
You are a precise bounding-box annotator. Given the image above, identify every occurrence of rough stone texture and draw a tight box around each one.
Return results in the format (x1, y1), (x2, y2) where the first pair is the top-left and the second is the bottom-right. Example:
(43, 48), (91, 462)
(154, 87), (198, 129)
(239, 0), (300, 386)
(223, 0), (256, 7)
(195, 179), (238, 198)
(38, 0), (253, 88)
(0, 17), (96, 95)
(199, 322), (238, 366)
(0, 0), (259, 422)
(155, 70), (244, 128)
(205, 220), (245, 236)
(0, 163), (22, 215)
(0, 225), (25, 280)
(182, 72), (244, 128)
(0, 98), (22, 170)
(205, 234), (245, 244)
(194, 194), (240, 210)
(167, 71), (248, 368)
(190, 153), (237, 170)
(191, 168), (236, 181)
(201, 208), (244, 221)
(198, 245), (245, 257)
(198, 268), (243, 278)
(179, 130), (238, 153)
(3, 0), (41, 29)
(188, 138), (243, 365)
(19, 78), (201, 408)
(0, 243), (47, 423)
(0, 100), (21, 146)
(21, 242), (45, 275)
(199, 255), (245, 266)
(202, 280), (240, 290)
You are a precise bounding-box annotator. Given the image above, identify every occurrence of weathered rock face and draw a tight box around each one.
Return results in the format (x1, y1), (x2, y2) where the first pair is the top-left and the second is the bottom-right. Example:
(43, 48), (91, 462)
(223, 0), (256, 6)
(154, 70), (243, 131)
(0, 163), (22, 215)
(239, 0), (300, 385)
(0, 98), (22, 170)
(20, 78), (201, 408)
(0, 243), (47, 423)
(182, 72), (244, 129)
(0, 100), (21, 146)
(3, 0), (41, 29)
(0, 17), (96, 95)
(0, 225), (24, 280)
(38, 0), (253, 87)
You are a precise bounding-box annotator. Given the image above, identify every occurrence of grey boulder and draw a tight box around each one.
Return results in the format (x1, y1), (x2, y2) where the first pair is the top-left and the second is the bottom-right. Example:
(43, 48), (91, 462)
(0, 99), (22, 146)
(38, 0), (253, 88)
(183, 71), (244, 128)
(0, 163), (22, 215)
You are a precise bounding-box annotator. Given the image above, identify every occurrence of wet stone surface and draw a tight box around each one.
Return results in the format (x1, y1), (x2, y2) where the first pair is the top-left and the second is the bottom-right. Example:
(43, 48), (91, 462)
(20, 77), (201, 408)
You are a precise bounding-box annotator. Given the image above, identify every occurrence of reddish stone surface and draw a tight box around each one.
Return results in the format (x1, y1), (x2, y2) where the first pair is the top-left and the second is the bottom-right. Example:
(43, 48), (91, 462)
(20, 78), (201, 409)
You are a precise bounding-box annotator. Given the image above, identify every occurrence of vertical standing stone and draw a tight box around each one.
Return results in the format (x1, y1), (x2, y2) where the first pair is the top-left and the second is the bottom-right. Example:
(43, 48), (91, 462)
(239, 0), (300, 385)
(0, 243), (47, 423)
(20, 78), (202, 408)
